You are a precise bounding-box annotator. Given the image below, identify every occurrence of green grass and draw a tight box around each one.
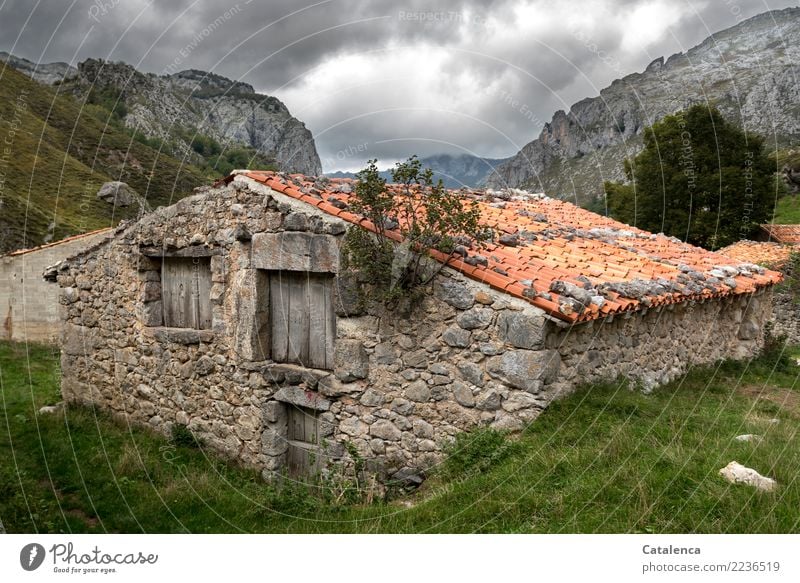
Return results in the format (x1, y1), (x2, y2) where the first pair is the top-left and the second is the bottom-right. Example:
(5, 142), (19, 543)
(0, 65), (207, 253)
(768, 148), (800, 224)
(2, 340), (800, 533)
(772, 194), (800, 224)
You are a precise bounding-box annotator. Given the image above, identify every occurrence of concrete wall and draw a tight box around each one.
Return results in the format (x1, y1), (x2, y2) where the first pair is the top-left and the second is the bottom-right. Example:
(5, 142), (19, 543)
(55, 176), (773, 486)
(0, 230), (111, 343)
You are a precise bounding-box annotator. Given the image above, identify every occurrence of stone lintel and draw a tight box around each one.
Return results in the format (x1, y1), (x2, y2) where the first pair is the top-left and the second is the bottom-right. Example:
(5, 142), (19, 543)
(274, 386), (331, 411)
(149, 327), (215, 344)
(251, 232), (339, 273)
(140, 246), (222, 258)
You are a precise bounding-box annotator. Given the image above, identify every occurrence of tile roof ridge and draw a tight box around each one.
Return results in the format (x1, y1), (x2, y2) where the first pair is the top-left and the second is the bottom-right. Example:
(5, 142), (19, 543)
(3, 227), (115, 257)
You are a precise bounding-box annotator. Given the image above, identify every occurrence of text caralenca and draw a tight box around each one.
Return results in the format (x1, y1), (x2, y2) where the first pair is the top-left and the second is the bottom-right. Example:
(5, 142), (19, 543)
(642, 544), (701, 555)
(50, 543), (159, 565)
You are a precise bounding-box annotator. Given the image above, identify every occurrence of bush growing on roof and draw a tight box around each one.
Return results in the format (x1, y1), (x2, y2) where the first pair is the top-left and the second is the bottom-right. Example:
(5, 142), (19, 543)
(341, 156), (491, 303)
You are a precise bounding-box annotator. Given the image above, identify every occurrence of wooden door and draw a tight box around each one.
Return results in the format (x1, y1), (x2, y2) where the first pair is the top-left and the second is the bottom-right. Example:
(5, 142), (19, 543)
(286, 406), (321, 478)
(269, 271), (334, 369)
(162, 258), (212, 329)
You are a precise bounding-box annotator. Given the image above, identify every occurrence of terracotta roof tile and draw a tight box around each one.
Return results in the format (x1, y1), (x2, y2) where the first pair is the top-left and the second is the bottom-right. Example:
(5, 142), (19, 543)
(717, 240), (794, 270)
(3, 228), (114, 257)
(760, 224), (800, 244)
(234, 171), (782, 323)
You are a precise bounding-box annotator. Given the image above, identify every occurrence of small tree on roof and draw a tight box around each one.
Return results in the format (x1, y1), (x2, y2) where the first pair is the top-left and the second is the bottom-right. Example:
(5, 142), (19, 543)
(342, 156), (490, 303)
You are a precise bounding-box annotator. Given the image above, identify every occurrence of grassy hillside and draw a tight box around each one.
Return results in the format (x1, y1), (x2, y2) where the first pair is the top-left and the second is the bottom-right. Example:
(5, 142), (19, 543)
(770, 149), (800, 223)
(0, 65), (207, 253)
(2, 340), (799, 533)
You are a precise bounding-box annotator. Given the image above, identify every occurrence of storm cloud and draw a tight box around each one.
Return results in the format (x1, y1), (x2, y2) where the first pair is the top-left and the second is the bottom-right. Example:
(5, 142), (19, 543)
(1, 0), (796, 171)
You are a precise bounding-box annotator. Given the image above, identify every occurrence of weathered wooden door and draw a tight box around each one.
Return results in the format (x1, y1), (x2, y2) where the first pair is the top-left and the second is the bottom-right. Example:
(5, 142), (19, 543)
(162, 258), (212, 329)
(286, 406), (321, 478)
(269, 271), (334, 369)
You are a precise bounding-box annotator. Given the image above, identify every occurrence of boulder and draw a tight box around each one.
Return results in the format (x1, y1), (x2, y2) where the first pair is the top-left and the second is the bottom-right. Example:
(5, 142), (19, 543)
(442, 326), (471, 348)
(96, 181), (139, 207)
(274, 386), (331, 411)
(318, 375), (362, 397)
(486, 349), (560, 392)
(719, 461), (776, 491)
(452, 381), (475, 407)
(457, 361), (484, 387)
(38, 402), (65, 415)
(733, 434), (762, 443)
(370, 419), (401, 441)
(456, 308), (494, 330)
(405, 380), (432, 402)
(334, 339), (369, 382)
(497, 311), (546, 350)
(434, 280), (474, 310)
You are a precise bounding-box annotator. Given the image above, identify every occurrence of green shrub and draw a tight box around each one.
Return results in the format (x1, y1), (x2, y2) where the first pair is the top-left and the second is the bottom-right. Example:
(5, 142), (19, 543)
(170, 424), (202, 448)
(442, 427), (519, 479)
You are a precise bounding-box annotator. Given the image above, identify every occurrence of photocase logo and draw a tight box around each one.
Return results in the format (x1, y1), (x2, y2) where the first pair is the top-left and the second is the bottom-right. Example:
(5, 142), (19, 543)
(19, 543), (46, 571)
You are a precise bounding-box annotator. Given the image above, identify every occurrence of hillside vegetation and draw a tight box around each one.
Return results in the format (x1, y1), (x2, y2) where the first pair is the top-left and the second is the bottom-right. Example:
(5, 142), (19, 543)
(0, 65), (206, 253)
(2, 340), (798, 533)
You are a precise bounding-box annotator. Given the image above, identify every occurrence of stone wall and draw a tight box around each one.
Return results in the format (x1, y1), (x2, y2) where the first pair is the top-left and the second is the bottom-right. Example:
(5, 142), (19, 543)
(547, 290), (771, 393)
(0, 230), (111, 343)
(56, 176), (773, 486)
(769, 290), (800, 345)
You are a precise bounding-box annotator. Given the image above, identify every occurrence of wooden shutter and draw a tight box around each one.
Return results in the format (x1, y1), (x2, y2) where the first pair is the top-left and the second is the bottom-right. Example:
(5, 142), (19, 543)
(269, 271), (334, 369)
(162, 258), (212, 329)
(286, 406), (321, 478)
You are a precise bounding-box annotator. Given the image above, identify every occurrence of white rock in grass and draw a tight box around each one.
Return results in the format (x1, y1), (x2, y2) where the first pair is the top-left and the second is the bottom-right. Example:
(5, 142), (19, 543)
(38, 402), (64, 415)
(719, 461), (776, 492)
(734, 434), (762, 443)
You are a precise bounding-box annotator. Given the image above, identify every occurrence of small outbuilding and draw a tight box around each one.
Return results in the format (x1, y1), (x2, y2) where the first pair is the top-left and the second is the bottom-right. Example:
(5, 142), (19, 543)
(53, 171), (781, 485)
(1, 228), (112, 342)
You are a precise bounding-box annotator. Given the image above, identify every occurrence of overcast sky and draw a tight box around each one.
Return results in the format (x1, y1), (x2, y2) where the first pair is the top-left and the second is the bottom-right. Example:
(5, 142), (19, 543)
(0, 0), (796, 171)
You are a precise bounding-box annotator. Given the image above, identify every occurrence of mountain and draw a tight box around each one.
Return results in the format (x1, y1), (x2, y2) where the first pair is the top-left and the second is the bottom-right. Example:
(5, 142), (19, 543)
(487, 7), (800, 202)
(3, 54), (322, 176)
(0, 64), (206, 253)
(327, 154), (509, 188)
(0, 51), (77, 84)
(69, 59), (321, 176)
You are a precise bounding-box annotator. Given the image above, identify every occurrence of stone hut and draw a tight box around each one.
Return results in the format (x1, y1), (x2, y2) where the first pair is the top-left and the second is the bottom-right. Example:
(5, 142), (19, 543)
(54, 171), (781, 485)
(1, 228), (112, 342)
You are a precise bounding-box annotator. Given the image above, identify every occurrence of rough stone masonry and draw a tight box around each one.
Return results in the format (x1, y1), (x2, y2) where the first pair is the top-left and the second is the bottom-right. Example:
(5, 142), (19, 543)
(54, 174), (773, 486)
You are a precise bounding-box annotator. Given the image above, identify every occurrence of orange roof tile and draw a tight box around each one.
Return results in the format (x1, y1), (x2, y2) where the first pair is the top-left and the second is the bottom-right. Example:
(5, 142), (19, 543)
(716, 240), (794, 270)
(233, 171), (782, 324)
(759, 224), (800, 244)
(3, 228), (114, 257)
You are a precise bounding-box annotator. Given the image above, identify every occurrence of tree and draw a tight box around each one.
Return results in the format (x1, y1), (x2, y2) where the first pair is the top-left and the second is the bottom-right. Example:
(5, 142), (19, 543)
(342, 156), (490, 303)
(604, 104), (776, 249)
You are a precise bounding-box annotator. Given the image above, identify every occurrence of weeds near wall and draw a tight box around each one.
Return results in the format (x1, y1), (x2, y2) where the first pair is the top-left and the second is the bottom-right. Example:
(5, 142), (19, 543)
(170, 424), (203, 448)
(440, 427), (520, 480)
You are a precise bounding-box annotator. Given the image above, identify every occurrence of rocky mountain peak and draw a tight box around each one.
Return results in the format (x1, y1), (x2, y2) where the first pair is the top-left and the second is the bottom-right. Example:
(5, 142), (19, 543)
(487, 7), (800, 200)
(167, 69), (256, 97)
(6, 55), (322, 176)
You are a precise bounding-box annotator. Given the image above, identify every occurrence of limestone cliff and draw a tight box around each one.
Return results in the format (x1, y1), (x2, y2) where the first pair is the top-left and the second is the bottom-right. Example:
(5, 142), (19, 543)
(5, 55), (322, 176)
(0, 52), (77, 84)
(487, 7), (800, 201)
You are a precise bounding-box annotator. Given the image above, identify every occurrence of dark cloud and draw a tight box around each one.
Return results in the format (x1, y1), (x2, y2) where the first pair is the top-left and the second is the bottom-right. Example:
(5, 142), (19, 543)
(1, 0), (796, 171)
